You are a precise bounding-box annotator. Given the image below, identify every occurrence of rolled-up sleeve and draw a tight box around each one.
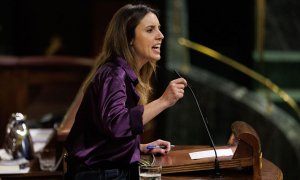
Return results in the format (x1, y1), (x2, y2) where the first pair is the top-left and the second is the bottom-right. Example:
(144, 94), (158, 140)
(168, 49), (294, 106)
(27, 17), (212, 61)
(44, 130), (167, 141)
(66, 57), (144, 166)
(95, 68), (143, 138)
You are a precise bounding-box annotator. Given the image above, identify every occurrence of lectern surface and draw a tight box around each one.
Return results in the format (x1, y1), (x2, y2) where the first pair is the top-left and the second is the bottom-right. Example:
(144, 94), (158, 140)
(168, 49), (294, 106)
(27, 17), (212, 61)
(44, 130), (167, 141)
(151, 145), (282, 180)
(162, 158), (282, 179)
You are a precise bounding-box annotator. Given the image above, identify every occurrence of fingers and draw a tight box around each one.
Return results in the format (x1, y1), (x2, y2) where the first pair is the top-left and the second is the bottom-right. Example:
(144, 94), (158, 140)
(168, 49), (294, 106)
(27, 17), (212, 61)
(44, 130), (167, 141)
(148, 139), (172, 155)
(159, 77), (188, 108)
(169, 78), (187, 97)
(156, 139), (171, 152)
(171, 78), (187, 88)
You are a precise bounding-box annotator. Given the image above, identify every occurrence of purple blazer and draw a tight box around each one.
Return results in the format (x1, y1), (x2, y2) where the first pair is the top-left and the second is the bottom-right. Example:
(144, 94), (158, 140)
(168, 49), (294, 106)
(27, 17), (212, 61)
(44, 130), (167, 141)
(65, 56), (144, 167)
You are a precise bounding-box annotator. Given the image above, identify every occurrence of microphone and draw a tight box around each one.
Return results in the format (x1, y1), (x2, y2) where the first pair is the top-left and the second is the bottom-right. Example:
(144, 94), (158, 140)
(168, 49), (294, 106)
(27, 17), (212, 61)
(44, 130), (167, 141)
(174, 70), (221, 177)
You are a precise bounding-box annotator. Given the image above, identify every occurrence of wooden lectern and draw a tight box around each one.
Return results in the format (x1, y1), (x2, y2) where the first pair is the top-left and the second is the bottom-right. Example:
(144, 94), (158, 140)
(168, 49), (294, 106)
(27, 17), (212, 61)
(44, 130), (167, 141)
(145, 121), (263, 180)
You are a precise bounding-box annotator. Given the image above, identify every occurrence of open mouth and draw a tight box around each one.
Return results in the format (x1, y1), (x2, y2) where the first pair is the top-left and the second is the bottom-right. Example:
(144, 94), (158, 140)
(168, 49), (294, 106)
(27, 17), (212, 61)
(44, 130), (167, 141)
(152, 44), (161, 53)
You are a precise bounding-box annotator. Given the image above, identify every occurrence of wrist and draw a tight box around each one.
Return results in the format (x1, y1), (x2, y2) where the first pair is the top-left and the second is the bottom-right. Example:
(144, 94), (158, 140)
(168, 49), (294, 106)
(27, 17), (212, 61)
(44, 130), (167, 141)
(140, 144), (148, 154)
(157, 97), (171, 109)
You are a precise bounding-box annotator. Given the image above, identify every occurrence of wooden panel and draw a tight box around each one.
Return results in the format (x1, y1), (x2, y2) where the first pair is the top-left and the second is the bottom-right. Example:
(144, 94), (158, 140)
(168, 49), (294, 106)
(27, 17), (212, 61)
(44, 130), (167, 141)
(0, 56), (93, 147)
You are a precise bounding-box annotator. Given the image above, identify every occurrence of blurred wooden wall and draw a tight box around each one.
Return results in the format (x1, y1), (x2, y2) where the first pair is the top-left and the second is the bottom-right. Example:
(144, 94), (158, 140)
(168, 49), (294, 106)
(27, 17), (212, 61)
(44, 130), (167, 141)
(0, 56), (93, 147)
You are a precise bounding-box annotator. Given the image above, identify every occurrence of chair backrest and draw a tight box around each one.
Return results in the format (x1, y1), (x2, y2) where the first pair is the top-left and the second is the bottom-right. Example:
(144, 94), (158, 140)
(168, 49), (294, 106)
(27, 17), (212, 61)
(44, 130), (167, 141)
(57, 89), (84, 142)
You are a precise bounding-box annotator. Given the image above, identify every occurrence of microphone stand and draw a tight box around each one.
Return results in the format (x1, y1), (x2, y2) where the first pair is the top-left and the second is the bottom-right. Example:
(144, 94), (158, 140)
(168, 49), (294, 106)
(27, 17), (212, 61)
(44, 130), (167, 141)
(175, 70), (221, 177)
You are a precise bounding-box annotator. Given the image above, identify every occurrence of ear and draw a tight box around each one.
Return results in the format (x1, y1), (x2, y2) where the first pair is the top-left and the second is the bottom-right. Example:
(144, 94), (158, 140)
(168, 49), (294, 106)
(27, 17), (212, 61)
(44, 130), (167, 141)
(130, 38), (135, 46)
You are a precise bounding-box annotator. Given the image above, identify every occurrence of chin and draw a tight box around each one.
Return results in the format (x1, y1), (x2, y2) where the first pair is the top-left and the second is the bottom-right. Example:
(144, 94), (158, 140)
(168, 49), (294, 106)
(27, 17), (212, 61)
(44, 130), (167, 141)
(152, 55), (161, 61)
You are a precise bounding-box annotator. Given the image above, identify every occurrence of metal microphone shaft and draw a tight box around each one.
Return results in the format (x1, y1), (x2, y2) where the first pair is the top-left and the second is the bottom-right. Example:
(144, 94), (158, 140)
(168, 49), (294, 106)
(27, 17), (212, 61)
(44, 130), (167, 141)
(174, 70), (221, 177)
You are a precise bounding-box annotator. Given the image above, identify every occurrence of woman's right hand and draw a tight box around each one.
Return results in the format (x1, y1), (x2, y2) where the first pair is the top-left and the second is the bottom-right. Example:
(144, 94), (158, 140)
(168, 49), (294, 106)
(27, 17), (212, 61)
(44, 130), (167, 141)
(142, 78), (187, 125)
(159, 78), (187, 108)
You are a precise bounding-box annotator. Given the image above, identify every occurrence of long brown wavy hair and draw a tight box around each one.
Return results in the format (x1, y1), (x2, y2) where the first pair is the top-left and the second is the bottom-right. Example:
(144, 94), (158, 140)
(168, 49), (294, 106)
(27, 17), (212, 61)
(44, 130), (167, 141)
(82, 4), (159, 105)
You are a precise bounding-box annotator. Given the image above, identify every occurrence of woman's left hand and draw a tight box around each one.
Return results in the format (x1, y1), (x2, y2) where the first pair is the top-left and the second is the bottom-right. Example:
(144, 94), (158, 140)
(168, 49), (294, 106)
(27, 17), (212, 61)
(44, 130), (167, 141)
(140, 139), (173, 155)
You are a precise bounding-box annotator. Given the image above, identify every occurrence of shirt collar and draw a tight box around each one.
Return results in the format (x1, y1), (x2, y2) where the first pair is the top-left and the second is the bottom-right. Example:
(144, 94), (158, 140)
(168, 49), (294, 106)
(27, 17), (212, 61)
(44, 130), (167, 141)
(114, 56), (138, 85)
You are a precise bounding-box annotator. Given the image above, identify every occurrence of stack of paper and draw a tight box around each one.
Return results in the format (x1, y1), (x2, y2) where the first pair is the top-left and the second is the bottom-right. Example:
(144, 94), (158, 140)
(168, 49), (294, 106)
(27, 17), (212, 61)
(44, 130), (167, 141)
(0, 156), (30, 174)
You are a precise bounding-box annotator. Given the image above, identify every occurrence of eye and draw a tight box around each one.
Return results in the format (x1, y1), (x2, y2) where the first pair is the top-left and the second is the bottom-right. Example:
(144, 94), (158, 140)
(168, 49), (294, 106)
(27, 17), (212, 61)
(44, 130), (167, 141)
(146, 25), (156, 33)
(146, 28), (154, 33)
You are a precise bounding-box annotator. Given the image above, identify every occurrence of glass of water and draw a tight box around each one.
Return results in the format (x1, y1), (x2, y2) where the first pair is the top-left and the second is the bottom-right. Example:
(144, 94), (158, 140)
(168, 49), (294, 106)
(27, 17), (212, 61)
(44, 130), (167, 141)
(37, 149), (56, 171)
(139, 165), (162, 180)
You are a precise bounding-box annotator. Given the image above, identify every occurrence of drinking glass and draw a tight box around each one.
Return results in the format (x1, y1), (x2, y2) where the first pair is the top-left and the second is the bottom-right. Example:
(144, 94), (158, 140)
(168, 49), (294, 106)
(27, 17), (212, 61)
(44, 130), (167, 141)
(37, 149), (56, 171)
(139, 165), (162, 180)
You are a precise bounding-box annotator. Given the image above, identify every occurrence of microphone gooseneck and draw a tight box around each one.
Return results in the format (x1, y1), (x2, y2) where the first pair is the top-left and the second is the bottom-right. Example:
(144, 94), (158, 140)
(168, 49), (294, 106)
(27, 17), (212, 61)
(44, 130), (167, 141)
(174, 70), (221, 177)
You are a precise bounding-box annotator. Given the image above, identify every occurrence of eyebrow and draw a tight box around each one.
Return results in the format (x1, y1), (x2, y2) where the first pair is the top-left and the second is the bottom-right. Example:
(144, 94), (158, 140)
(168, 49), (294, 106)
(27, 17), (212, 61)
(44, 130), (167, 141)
(145, 24), (161, 29)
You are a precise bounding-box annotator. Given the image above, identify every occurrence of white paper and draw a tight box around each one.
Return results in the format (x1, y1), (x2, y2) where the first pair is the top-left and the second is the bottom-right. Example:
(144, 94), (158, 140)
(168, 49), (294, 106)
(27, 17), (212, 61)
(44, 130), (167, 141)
(29, 128), (55, 143)
(0, 157), (30, 174)
(189, 148), (233, 160)
(0, 166), (30, 174)
(29, 128), (55, 152)
(0, 149), (13, 160)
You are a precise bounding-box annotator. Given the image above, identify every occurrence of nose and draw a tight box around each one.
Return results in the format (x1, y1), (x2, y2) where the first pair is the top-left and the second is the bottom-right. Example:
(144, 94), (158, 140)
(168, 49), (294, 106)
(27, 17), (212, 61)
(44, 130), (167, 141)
(157, 30), (164, 40)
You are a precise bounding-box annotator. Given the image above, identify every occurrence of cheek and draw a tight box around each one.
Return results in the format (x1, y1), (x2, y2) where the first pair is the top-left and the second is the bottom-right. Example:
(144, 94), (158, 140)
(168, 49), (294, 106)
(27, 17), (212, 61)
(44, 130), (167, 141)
(135, 40), (150, 52)
(135, 34), (151, 47)
(132, 34), (153, 55)
(137, 39), (148, 49)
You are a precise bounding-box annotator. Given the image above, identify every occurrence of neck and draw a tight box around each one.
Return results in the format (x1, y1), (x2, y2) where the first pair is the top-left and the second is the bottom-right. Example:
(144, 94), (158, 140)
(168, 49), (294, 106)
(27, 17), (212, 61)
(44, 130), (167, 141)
(136, 58), (147, 72)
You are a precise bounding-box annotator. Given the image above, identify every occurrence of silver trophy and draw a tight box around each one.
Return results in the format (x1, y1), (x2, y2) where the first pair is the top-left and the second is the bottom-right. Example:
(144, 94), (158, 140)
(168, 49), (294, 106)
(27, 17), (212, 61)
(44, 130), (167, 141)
(3, 112), (34, 160)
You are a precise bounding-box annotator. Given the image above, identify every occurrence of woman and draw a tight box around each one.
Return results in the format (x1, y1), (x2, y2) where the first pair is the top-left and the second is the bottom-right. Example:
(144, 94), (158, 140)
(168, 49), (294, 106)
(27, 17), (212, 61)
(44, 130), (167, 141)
(65, 3), (187, 180)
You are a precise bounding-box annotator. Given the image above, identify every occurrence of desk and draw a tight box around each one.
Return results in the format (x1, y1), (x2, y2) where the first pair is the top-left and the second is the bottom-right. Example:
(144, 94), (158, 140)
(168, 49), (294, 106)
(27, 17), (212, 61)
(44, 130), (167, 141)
(0, 158), (63, 180)
(159, 145), (283, 180)
(162, 159), (282, 179)
(0, 146), (282, 180)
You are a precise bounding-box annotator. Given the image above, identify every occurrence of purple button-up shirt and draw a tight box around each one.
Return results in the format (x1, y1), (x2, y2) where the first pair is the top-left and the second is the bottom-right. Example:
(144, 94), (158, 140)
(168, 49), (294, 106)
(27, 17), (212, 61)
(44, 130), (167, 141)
(65, 56), (144, 167)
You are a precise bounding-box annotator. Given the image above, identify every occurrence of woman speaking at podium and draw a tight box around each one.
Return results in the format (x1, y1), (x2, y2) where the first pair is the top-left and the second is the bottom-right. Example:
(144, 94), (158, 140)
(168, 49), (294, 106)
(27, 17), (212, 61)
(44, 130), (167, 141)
(65, 3), (187, 180)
